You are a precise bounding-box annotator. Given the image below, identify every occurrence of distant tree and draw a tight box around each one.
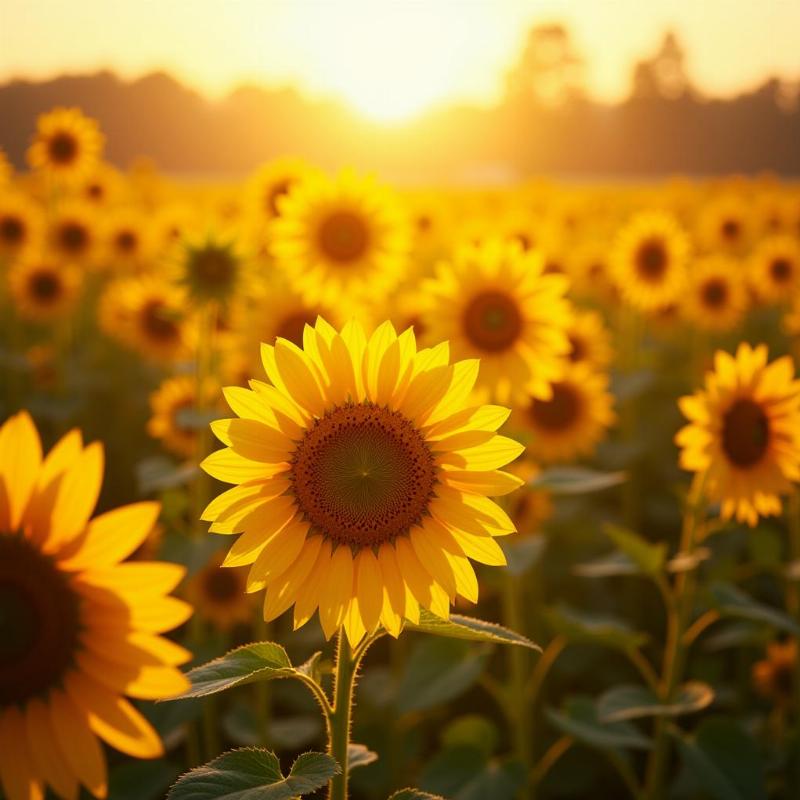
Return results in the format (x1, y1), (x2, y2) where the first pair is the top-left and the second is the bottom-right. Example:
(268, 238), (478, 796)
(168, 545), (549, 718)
(631, 31), (692, 100)
(505, 23), (585, 105)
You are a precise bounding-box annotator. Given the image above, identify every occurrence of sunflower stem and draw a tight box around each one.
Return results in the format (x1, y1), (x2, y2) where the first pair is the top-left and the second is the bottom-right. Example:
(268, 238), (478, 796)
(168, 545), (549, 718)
(645, 473), (706, 799)
(328, 631), (357, 800)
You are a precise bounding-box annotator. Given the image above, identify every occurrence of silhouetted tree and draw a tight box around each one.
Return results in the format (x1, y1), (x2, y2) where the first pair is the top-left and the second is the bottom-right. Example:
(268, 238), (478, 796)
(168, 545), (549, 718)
(632, 31), (692, 100)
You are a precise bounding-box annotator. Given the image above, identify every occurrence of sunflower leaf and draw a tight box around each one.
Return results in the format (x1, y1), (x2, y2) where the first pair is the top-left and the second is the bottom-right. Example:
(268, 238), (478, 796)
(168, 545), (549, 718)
(404, 610), (540, 650)
(602, 524), (667, 576)
(529, 467), (626, 495)
(597, 681), (714, 723)
(708, 582), (800, 635)
(167, 748), (339, 799)
(349, 743), (378, 771)
(389, 790), (446, 800)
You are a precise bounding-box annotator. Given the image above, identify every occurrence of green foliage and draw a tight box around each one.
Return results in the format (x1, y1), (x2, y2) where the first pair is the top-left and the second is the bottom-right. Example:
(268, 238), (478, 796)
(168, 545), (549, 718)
(405, 609), (540, 650)
(529, 466), (627, 495)
(544, 605), (648, 652)
(709, 582), (800, 635)
(602, 523), (667, 577)
(546, 696), (651, 752)
(597, 681), (714, 722)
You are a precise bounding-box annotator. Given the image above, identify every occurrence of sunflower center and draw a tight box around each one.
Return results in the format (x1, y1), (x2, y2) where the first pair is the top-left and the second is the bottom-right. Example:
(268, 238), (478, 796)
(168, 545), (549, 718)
(142, 300), (180, 343)
(770, 257), (793, 284)
(463, 290), (523, 353)
(87, 182), (104, 201)
(635, 238), (667, 281)
(722, 398), (770, 468)
(59, 222), (89, 254)
(29, 270), (61, 302)
(513, 232), (532, 251)
(0, 214), (24, 245)
(0, 534), (81, 706)
(529, 383), (581, 431)
(544, 259), (564, 275)
(568, 335), (586, 362)
(721, 219), (741, 241)
(115, 230), (138, 254)
(291, 403), (436, 548)
(48, 132), (78, 165)
(189, 246), (237, 291)
(267, 179), (292, 217)
(701, 279), (728, 308)
(317, 212), (370, 263)
(203, 569), (239, 603)
(275, 311), (318, 347)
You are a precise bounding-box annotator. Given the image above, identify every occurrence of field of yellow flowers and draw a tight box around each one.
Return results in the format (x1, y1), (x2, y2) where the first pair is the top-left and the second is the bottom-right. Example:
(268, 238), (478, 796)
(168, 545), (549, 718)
(2, 107), (800, 800)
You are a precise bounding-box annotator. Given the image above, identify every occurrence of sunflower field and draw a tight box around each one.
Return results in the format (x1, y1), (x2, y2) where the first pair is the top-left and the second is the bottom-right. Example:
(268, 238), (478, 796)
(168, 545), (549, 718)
(2, 107), (800, 800)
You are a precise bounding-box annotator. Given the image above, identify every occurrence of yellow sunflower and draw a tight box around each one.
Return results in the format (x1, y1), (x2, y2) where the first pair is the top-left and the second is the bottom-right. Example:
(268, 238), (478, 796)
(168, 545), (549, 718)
(0, 192), (44, 261)
(246, 157), (316, 228)
(8, 256), (83, 322)
(752, 640), (796, 705)
(80, 164), (122, 207)
(27, 107), (104, 183)
(421, 238), (571, 404)
(676, 343), (800, 526)
(102, 208), (154, 272)
(564, 308), (614, 370)
(748, 234), (800, 305)
(201, 318), (524, 645)
(683, 255), (749, 332)
(512, 363), (616, 463)
(187, 552), (253, 630)
(697, 193), (752, 255)
(148, 376), (219, 459)
(269, 169), (410, 307)
(175, 228), (246, 305)
(49, 203), (97, 266)
(0, 411), (191, 800)
(611, 211), (690, 312)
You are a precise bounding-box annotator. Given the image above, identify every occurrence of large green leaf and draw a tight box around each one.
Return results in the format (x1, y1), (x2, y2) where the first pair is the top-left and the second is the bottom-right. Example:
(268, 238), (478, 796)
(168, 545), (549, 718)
(543, 605), (647, 652)
(598, 681), (714, 723)
(174, 642), (321, 699)
(708, 582), (800, 635)
(529, 467), (626, 495)
(405, 610), (540, 650)
(348, 743), (378, 771)
(603, 524), (667, 577)
(546, 697), (651, 752)
(167, 748), (339, 799)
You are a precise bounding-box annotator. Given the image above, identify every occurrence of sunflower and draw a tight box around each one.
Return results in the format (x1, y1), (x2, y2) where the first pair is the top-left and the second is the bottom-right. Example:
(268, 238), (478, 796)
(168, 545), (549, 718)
(676, 343), (800, 526)
(0, 411), (191, 800)
(8, 256), (82, 322)
(102, 208), (153, 272)
(49, 203), (97, 266)
(421, 238), (571, 404)
(148, 376), (219, 459)
(187, 552), (253, 630)
(269, 170), (410, 307)
(0, 192), (44, 260)
(748, 234), (800, 305)
(512, 363), (616, 463)
(752, 640), (796, 705)
(611, 211), (690, 312)
(697, 193), (752, 255)
(683, 255), (749, 332)
(201, 318), (524, 645)
(564, 309), (613, 370)
(176, 229), (245, 305)
(246, 157), (316, 228)
(80, 164), (121, 207)
(26, 107), (104, 183)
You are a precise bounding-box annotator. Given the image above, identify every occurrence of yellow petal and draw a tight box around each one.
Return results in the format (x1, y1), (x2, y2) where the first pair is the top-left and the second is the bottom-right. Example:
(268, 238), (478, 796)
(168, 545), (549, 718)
(247, 517), (309, 588)
(273, 340), (326, 416)
(377, 543), (406, 635)
(74, 650), (190, 700)
(0, 410), (42, 532)
(441, 469), (524, 496)
(216, 418), (293, 463)
(263, 535), (323, 621)
(437, 435), (524, 471)
(293, 538), (333, 629)
(318, 545), (354, 639)
(355, 548), (383, 634)
(0, 705), (44, 800)
(202, 447), (287, 485)
(24, 698), (78, 800)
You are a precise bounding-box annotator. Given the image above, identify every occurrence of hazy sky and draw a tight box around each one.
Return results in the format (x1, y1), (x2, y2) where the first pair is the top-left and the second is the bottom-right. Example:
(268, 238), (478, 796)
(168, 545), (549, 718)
(2, 0), (799, 121)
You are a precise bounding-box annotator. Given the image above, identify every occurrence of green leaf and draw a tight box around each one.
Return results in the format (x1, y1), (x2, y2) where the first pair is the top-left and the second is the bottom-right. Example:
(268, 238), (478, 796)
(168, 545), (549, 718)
(598, 681), (714, 723)
(174, 642), (321, 699)
(167, 748), (339, 799)
(389, 790), (446, 800)
(442, 715), (499, 758)
(675, 718), (766, 800)
(396, 638), (490, 714)
(603, 524), (666, 576)
(419, 747), (526, 800)
(708, 582), (800, 635)
(405, 610), (540, 650)
(348, 743), (378, 771)
(530, 467), (626, 495)
(543, 605), (647, 652)
(546, 697), (651, 752)
(573, 551), (639, 578)
(110, 761), (182, 800)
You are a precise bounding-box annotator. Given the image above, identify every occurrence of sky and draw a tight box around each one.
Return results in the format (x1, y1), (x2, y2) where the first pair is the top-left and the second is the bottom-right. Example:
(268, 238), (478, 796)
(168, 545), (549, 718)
(1, 0), (799, 121)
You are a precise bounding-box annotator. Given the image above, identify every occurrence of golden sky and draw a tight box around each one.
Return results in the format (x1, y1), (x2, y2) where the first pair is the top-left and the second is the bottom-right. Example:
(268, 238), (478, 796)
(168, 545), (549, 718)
(2, 0), (799, 121)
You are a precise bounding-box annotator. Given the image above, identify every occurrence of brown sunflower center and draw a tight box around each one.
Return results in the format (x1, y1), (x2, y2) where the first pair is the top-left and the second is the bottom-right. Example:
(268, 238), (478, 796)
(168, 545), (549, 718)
(203, 569), (240, 603)
(275, 311), (318, 347)
(529, 382), (582, 432)
(770, 257), (793, 284)
(722, 398), (770, 468)
(0, 534), (81, 706)
(48, 132), (78, 165)
(29, 269), (62, 302)
(568, 335), (586, 362)
(721, 218), (741, 241)
(87, 182), (104, 201)
(701, 279), (728, 309)
(317, 211), (370, 263)
(115, 229), (138, 254)
(142, 300), (180, 343)
(543, 259), (564, 275)
(187, 245), (238, 296)
(635, 238), (668, 281)
(463, 290), (522, 353)
(290, 403), (436, 548)
(0, 214), (24, 245)
(267, 179), (292, 217)
(513, 232), (532, 251)
(58, 221), (89, 254)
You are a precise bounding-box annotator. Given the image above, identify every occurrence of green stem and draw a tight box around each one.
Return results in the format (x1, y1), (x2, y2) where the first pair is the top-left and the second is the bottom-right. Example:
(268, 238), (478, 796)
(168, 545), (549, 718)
(328, 632), (358, 800)
(645, 474), (706, 799)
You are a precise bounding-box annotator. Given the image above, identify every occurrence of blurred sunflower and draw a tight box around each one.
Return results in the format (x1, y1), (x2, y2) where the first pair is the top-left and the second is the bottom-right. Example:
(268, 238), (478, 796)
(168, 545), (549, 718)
(80, 164), (121, 207)
(246, 157), (315, 227)
(513, 363), (616, 463)
(49, 203), (97, 266)
(187, 552), (253, 630)
(0, 192), (43, 260)
(269, 170), (410, 307)
(103, 208), (153, 272)
(0, 411), (191, 800)
(26, 107), (104, 183)
(8, 256), (82, 322)
(201, 318), (524, 645)
(422, 238), (571, 404)
(676, 343), (800, 526)
(565, 309), (613, 370)
(684, 256), (749, 332)
(176, 229), (245, 306)
(148, 376), (219, 459)
(748, 234), (800, 304)
(697, 193), (751, 254)
(752, 640), (796, 705)
(611, 211), (690, 312)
